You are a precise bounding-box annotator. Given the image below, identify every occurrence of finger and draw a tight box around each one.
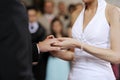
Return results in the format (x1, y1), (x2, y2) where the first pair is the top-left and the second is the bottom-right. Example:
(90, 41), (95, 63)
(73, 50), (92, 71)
(49, 47), (61, 51)
(60, 47), (68, 50)
(46, 35), (55, 39)
(51, 41), (59, 46)
(52, 42), (63, 47)
(49, 39), (59, 44)
(57, 38), (67, 41)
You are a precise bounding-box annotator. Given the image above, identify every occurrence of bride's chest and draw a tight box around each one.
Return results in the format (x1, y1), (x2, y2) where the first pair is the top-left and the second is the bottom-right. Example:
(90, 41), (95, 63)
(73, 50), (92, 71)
(72, 16), (110, 44)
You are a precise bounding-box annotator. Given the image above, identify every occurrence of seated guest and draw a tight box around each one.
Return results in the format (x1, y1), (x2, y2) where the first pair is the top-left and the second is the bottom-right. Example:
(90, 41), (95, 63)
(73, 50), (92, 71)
(28, 6), (46, 43)
(27, 6), (47, 80)
(39, 0), (55, 35)
(46, 18), (70, 80)
(68, 4), (76, 15)
(57, 2), (70, 34)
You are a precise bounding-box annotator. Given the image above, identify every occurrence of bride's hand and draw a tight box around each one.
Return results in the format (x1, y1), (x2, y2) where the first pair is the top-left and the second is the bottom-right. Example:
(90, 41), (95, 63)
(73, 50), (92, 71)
(53, 38), (81, 50)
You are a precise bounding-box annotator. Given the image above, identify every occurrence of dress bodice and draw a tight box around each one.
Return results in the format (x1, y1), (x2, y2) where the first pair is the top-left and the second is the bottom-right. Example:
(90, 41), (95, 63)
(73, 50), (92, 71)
(69, 0), (115, 80)
(72, 0), (110, 64)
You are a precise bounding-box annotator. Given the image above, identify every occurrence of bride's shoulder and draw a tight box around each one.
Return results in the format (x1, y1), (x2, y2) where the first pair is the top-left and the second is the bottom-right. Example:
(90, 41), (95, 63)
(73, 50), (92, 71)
(71, 8), (83, 26)
(106, 4), (120, 24)
(106, 4), (120, 17)
(106, 4), (120, 12)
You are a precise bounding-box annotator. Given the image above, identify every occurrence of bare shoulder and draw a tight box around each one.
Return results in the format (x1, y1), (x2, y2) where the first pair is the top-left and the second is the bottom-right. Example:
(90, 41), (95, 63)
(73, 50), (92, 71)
(107, 4), (120, 14)
(106, 4), (120, 22)
(71, 8), (83, 26)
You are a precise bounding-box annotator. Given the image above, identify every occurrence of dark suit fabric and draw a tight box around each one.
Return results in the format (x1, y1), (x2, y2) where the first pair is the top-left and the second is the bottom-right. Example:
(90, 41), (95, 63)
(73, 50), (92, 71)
(0, 0), (34, 80)
(30, 23), (48, 80)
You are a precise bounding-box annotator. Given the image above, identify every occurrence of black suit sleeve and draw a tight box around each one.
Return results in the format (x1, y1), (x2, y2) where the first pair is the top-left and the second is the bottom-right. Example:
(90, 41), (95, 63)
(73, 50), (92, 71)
(32, 43), (39, 62)
(31, 23), (47, 63)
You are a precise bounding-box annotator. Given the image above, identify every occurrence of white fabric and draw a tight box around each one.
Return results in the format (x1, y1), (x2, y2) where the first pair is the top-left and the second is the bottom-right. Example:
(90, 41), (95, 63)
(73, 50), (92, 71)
(37, 44), (40, 54)
(44, 14), (55, 22)
(69, 0), (115, 80)
(29, 22), (39, 34)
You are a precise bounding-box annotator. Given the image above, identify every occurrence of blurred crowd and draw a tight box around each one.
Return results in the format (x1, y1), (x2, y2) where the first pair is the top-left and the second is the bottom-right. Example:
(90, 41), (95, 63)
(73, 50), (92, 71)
(22, 0), (120, 80)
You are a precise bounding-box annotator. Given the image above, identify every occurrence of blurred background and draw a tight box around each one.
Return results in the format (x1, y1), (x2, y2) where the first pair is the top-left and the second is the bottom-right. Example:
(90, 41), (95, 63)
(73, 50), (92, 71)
(23, 0), (120, 7)
(22, 0), (120, 80)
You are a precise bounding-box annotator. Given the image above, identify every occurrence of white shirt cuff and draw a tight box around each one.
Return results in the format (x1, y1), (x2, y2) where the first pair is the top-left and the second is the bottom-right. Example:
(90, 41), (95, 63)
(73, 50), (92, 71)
(37, 44), (40, 54)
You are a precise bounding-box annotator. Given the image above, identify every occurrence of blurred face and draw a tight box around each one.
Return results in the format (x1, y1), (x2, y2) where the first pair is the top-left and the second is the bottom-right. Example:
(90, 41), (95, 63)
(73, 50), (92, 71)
(82, 0), (95, 3)
(52, 21), (62, 34)
(28, 9), (38, 23)
(58, 3), (66, 13)
(44, 2), (54, 14)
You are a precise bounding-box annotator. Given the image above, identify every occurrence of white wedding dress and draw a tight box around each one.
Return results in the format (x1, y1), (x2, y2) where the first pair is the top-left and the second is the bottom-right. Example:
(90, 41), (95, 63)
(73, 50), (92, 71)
(68, 0), (115, 80)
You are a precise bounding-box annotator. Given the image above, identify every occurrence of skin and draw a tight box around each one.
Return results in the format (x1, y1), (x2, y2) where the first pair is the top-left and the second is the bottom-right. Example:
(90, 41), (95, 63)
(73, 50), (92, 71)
(52, 21), (62, 37)
(75, 3), (83, 11)
(28, 10), (60, 53)
(37, 35), (60, 52)
(67, 27), (72, 38)
(33, 35), (60, 65)
(28, 9), (38, 23)
(58, 2), (66, 15)
(52, 0), (120, 64)
(44, 1), (54, 14)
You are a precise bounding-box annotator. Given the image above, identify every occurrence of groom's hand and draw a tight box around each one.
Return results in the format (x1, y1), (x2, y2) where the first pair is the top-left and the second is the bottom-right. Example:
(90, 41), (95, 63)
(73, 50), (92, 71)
(37, 35), (61, 52)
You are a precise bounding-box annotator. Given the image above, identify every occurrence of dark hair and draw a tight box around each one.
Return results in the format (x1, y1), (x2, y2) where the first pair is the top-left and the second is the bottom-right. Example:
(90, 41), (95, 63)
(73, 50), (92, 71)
(27, 6), (39, 12)
(50, 17), (64, 38)
(44, 0), (54, 6)
(68, 4), (76, 13)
